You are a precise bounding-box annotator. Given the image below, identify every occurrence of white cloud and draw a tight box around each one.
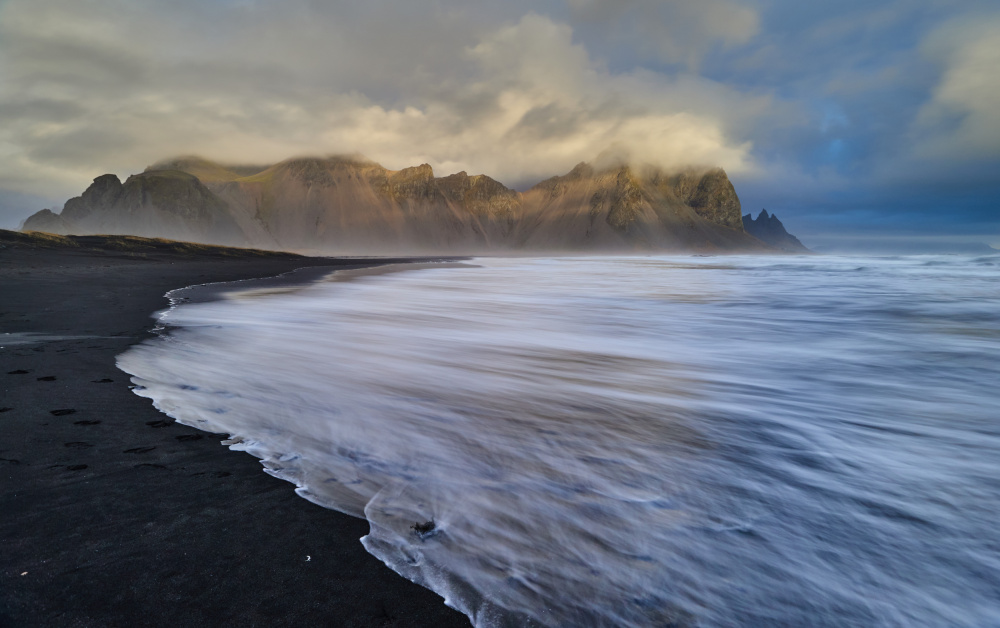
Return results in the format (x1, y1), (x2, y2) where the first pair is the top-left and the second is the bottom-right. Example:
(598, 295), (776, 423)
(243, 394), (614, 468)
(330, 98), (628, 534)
(330, 14), (756, 183)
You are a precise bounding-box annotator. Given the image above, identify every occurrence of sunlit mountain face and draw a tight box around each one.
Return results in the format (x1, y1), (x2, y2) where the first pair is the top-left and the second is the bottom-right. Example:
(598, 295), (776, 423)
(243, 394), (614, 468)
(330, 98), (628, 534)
(22, 155), (770, 254)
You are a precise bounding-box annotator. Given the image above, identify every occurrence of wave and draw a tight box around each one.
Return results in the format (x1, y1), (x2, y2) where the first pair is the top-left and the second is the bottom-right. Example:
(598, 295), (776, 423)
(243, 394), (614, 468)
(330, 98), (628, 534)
(118, 255), (1000, 626)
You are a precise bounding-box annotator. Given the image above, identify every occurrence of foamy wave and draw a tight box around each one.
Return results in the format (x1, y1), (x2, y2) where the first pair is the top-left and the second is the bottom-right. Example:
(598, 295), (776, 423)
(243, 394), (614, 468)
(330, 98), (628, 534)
(119, 255), (1000, 627)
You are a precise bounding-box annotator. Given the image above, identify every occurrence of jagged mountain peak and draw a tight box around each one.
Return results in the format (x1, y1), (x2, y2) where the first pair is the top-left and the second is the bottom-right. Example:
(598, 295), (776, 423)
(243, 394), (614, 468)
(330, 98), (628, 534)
(743, 209), (809, 252)
(528, 160), (743, 231)
(24, 164), (246, 245)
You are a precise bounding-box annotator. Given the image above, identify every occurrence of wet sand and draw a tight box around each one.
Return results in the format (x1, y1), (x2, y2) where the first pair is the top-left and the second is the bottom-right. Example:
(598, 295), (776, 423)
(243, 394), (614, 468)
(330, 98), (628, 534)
(0, 232), (469, 627)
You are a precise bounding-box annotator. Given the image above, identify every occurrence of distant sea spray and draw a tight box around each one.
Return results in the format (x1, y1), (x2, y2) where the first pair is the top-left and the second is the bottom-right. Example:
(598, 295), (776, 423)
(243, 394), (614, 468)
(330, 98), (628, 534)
(118, 254), (1000, 627)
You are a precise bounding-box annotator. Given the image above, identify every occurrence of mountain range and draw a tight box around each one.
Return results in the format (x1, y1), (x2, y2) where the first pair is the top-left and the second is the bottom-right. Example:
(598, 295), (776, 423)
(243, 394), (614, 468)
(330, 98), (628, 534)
(22, 155), (804, 254)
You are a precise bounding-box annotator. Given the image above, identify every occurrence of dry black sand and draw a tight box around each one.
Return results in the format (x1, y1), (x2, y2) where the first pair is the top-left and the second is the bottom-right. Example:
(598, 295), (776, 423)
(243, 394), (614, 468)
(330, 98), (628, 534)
(0, 232), (470, 627)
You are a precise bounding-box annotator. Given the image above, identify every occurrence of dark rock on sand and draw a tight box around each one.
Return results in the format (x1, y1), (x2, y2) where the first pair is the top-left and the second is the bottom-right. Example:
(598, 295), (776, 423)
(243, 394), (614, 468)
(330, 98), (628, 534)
(412, 520), (438, 540)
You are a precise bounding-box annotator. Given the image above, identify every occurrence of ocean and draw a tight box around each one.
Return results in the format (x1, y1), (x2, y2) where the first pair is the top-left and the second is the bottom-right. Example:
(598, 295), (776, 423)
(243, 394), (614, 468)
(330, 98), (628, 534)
(117, 254), (1000, 627)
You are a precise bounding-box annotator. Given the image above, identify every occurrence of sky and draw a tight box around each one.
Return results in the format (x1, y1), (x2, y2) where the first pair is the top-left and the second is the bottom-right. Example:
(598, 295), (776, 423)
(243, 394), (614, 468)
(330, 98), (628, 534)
(0, 0), (998, 249)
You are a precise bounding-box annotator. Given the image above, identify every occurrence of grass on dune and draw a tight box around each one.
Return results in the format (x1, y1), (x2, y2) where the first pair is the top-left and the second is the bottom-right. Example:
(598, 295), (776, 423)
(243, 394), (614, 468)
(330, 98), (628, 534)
(0, 229), (298, 258)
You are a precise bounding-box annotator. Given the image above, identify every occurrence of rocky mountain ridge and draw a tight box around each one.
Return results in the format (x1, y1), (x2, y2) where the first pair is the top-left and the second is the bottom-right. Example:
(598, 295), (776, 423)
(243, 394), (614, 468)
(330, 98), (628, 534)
(23, 155), (788, 253)
(22, 170), (246, 245)
(742, 209), (810, 252)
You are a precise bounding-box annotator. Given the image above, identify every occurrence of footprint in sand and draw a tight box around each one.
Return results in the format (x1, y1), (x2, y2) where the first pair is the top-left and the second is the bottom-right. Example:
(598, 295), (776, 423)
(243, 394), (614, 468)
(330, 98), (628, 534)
(36, 376), (56, 381)
(176, 434), (203, 442)
(74, 420), (101, 426)
(0, 407), (12, 413)
(64, 442), (92, 449)
(123, 446), (156, 454)
(66, 465), (88, 471)
(92, 378), (114, 383)
(146, 420), (173, 428)
(50, 409), (76, 416)
(7, 369), (30, 375)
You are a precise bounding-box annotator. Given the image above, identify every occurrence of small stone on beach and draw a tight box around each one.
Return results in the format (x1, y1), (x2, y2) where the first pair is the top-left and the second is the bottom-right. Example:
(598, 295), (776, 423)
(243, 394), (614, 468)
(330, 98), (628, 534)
(412, 520), (436, 539)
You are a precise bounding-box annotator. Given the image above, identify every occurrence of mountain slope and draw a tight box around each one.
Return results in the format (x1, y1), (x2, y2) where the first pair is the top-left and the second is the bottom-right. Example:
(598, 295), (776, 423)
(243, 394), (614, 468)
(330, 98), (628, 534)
(195, 157), (519, 253)
(24, 170), (248, 245)
(23, 154), (788, 253)
(514, 163), (763, 251)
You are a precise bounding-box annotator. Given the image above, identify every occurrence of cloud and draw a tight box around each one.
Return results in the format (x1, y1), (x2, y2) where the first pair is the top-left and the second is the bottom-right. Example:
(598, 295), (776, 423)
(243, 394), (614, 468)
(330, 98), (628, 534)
(912, 14), (1000, 161)
(566, 0), (760, 69)
(0, 2), (759, 202)
(333, 14), (758, 184)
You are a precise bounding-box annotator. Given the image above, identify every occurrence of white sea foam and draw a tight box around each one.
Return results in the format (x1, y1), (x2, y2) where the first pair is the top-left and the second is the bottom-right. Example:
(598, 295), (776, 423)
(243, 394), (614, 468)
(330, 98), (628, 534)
(118, 255), (1000, 626)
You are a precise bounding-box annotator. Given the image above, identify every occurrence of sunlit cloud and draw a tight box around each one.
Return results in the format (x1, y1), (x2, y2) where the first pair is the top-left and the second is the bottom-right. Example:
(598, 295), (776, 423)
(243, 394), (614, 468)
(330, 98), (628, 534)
(0, 4), (758, 200)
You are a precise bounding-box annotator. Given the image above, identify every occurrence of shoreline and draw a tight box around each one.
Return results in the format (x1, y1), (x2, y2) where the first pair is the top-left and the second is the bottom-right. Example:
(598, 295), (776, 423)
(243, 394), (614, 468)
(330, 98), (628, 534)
(0, 235), (470, 626)
(168, 260), (480, 306)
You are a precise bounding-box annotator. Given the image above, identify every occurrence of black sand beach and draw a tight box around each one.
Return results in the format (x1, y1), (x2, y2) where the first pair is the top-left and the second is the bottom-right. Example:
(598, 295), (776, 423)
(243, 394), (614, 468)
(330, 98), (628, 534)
(0, 231), (469, 627)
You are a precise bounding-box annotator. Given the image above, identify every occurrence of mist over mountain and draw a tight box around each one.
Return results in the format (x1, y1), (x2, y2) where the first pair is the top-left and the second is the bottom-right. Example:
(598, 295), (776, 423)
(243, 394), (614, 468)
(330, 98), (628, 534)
(23, 155), (787, 254)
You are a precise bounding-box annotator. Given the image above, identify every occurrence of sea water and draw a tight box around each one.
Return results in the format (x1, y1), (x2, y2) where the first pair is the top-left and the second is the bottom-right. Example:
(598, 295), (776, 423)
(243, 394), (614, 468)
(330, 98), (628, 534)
(117, 255), (1000, 627)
